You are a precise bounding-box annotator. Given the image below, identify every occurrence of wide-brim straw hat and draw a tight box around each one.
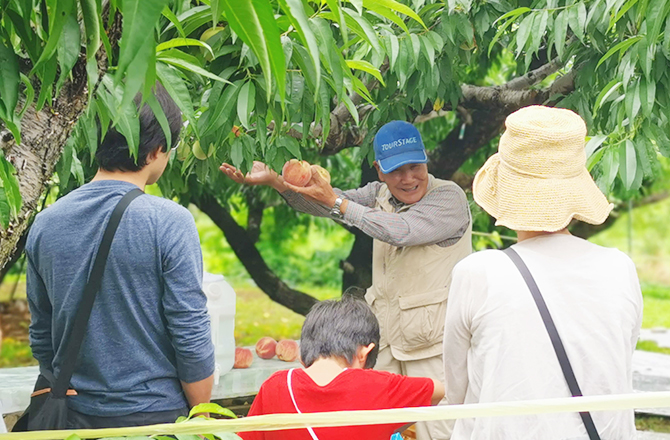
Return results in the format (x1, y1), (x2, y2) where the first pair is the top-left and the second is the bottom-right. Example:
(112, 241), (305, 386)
(473, 105), (614, 232)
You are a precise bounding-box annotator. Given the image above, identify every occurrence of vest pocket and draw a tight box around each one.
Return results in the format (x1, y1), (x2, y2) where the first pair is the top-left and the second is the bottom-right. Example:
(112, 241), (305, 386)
(397, 288), (450, 351)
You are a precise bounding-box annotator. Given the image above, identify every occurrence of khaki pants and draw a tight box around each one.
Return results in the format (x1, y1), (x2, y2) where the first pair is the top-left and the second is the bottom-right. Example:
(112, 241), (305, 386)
(376, 347), (452, 440)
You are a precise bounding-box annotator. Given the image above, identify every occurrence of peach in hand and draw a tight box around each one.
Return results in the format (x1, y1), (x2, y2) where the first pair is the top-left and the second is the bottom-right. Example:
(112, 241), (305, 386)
(282, 159), (312, 187)
(276, 339), (300, 362)
(234, 347), (253, 369)
(310, 164), (331, 184)
(255, 337), (277, 360)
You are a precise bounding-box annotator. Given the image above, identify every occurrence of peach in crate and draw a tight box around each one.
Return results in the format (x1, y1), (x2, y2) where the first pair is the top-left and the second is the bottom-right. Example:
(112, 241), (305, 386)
(234, 347), (253, 369)
(276, 339), (300, 362)
(282, 159), (312, 187)
(255, 337), (277, 359)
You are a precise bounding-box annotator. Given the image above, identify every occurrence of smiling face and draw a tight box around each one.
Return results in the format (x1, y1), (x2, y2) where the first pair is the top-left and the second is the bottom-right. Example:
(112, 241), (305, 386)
(375, 162), (429, 205)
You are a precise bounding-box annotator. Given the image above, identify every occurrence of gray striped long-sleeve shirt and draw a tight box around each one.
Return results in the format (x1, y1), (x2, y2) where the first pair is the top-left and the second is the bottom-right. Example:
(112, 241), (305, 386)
(280, 180), (471, 248)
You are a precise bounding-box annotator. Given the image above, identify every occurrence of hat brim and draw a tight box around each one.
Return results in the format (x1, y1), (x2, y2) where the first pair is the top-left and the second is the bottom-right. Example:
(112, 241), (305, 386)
(473, 153), (614, 232)
(377, 149), (428, 173)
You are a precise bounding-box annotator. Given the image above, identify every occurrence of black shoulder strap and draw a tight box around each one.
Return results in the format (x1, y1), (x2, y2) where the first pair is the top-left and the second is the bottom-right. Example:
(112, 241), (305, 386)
(52, 188), (144, 397)
(502, 246), (601, 440)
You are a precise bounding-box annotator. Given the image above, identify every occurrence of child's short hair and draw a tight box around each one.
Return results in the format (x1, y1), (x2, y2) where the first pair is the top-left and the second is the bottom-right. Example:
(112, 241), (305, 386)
(300, 295), (380, 369)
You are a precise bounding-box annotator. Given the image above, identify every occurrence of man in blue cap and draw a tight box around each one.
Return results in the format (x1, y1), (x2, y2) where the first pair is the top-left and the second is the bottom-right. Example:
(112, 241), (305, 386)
(221, 120), (471, 440)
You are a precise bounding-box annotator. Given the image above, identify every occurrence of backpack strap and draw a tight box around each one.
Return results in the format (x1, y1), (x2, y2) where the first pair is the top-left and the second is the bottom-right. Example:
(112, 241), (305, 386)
(287, 369), (320, 440)
(502, 247), (601, 440)
(51, 188), (144, 397)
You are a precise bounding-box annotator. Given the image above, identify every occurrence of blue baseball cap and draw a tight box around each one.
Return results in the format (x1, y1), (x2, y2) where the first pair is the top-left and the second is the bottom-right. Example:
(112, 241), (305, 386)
(373, 121), (427, 173)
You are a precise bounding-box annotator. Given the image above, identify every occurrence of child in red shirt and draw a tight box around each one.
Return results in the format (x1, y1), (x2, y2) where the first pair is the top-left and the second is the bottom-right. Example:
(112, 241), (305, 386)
(239, 295), (445, 440)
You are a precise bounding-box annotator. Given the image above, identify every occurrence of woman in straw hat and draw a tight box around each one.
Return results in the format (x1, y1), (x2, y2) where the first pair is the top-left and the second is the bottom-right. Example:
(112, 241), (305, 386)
(443, 105), (642, 440)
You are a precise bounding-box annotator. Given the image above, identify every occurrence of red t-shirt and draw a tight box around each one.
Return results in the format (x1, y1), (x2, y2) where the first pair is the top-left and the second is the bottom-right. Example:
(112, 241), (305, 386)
(239, 368), (433, 440)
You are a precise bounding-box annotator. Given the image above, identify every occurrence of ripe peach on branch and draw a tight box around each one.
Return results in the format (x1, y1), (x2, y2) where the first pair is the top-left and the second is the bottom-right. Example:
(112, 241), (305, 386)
(282, 159), (312, 187)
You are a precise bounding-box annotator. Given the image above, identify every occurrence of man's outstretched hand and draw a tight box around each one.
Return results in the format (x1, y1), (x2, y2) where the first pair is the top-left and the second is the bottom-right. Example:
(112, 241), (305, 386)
(220, 161), (283, 189)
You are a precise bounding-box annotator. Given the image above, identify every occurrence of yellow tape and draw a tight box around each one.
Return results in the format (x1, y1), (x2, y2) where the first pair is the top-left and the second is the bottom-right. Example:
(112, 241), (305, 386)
(2, 391), (670, 440)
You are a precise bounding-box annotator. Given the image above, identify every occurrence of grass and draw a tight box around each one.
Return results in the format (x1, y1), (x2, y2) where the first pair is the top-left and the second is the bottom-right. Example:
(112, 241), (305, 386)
(0, 338), (36, 368)
(636, 415), (670, 433)
(233, 284), (339, 346)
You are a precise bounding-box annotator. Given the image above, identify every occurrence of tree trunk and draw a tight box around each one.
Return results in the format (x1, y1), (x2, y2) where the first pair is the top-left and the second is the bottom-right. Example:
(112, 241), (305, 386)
(0, 66), (89, 270)
(340, 162), (378, 292)
(193, 190), (318, 316)
(0, 226), (28, 286)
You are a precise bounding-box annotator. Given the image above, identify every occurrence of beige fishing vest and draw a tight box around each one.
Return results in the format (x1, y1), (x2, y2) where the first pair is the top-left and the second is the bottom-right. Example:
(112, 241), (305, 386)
(364, 176), (472, 361)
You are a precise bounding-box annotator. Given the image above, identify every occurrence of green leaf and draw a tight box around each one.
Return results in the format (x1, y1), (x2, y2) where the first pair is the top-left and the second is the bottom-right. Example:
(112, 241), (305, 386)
(224, 0), (285, 102)
(596, 36), (644, 69)
(121, 36), (155, 108)
(212, 0), (225, 27)
(647, 0), (669, 40)
(32, 0), (77, 73)
(203, 81), (242, 135)
(326, 0), (348, 44)
(489, 15), (518, 57)
(0, 189), (9, 229)
(554, 10), (569, 59)
(17, 73), (34, 119)
(80, 0), (101, 95)
(609, 0), (638, 32)
(0, 37), (20, 120)
(585, 134), (608, 158)
(492, 7), (531, 26)
(162, 6), (186, 38)
(279, 0), (321, 93)
(340, 93), (359, 124)
(664, 14), (670, 58)
(346, 59), (385, 85)
(530, 10), (549, 56)
(230, 137), (244, 168)
(252, 0), (287, 103)
(568, 1), (587, 43)
(237, 80), (256, 129)
(618, 139), (637, 190)
(146, 92), (172, 150)
(362, 0), (426, 28)
(515, 13), (534, 57)
(80, 0), (101, 61)
(55, 12), (82, 95)
(419, 35), (435, 65)
(342, 8), (383, 55)
(116, 0), (169, 81)
(158, 53), (232, 84)
(366, 2), (409, 34)
(35, 56), (58, 112)
(594, 79), (623, 113)
(279, 136), (302, 158)
(188, 403), (237, 419)
(157, 38), (214, 58)
(639, 77), (656, 116)
(156, 63), (195, 124)
(0, 154), (21, 219)
(313, 18), (344, 95)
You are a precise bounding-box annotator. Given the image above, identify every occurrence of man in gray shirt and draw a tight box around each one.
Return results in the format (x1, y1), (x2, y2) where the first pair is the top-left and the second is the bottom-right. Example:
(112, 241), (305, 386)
(26, 84), (215, 429)
(221, 121), (471, 440)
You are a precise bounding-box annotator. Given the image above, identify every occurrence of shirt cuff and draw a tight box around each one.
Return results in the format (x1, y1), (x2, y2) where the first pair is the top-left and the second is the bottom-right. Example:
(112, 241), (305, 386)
(176, 351), (216, 383)
(343, 201), (366, 226)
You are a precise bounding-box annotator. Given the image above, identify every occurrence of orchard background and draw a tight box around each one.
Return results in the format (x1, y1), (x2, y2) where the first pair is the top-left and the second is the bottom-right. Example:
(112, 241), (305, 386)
(1, 0), (670, 372)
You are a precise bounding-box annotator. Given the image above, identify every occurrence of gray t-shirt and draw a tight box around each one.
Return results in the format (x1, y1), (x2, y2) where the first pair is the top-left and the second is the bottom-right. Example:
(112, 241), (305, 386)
(26, 180), (215, 416)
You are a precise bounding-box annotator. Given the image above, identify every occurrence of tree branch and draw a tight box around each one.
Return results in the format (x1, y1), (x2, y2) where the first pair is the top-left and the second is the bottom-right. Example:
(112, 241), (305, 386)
(193, 190), (318, 316)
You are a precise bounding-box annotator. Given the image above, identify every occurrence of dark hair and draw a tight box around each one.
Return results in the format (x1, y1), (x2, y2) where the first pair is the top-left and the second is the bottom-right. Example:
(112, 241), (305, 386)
(300, 296), (380, 369)
(96, 82), (182, 172)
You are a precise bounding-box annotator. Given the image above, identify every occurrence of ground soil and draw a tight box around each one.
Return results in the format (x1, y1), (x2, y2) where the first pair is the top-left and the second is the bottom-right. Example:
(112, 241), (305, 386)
(0, 300), (30, 342)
